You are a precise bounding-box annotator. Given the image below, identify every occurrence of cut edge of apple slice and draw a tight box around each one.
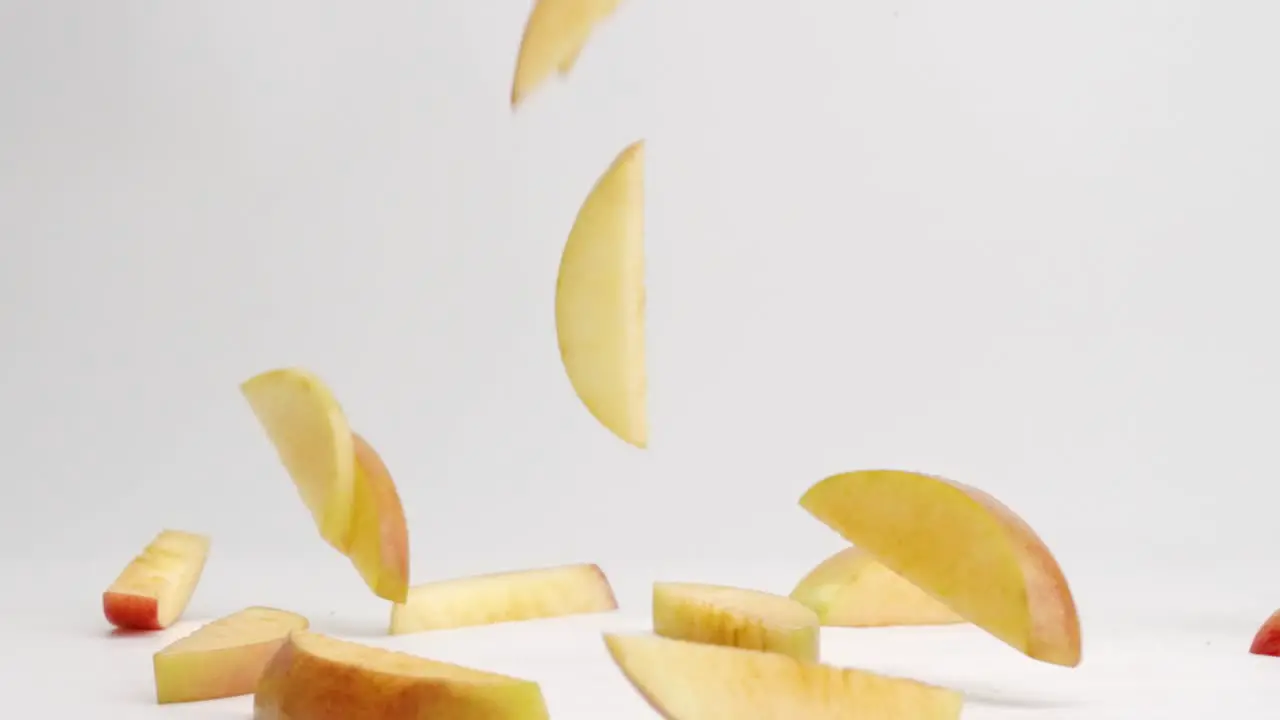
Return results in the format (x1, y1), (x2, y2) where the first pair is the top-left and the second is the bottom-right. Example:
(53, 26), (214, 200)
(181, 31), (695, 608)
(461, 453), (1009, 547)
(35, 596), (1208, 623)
(652, 581), (819, 661)
(104, 530), (211, 631)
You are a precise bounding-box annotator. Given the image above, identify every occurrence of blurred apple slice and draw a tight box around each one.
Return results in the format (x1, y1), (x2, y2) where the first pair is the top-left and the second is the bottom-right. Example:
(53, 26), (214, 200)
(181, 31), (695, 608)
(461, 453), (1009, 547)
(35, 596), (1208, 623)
(653, 582), (819, 661)
(346, 432), (410, 603)
(555, 141), (646, 448)
(1250, 609), (1280, 656)
(103, 530), (210, 631)
(390, 563), (616, 635)
(511, 0), (623, 107)
(790, 546), (963, 627)
(605, 633), (963, 719)
(154, 606), (308, 704)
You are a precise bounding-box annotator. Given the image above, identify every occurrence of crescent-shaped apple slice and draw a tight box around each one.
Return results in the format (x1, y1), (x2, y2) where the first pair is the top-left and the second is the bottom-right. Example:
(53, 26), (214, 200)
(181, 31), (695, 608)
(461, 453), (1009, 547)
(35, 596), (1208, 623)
(511, 0), (623, 108)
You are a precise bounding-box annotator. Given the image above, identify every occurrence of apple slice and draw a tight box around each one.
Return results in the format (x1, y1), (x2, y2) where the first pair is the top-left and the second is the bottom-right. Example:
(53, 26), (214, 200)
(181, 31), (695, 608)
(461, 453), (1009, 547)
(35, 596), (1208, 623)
(103, 530), (210, 631)
(605, 633), (963, 719)
(555, 141), (646, 448)
(800, 470), (1082, 667)
(241, 367), (356, 551)
(1249, 609), (1280, 656)
(390, 563), (616, 635)
(345, 432), (410, 603)
(653, 582), (819, 661)
(510, 0), (623, 108)
(154, 606), (308, 704)
(790, 546), (964, 627)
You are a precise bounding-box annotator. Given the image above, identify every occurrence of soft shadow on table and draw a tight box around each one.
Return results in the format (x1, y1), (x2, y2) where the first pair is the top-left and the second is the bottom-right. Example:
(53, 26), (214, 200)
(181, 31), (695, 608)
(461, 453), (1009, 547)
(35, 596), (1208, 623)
(961, 687), (1085, 709)
(307, 613), (392, 639)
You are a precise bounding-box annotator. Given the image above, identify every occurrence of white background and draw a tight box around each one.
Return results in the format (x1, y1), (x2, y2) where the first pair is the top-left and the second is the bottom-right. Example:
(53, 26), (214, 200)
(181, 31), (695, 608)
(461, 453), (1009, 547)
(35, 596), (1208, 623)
(2, 0), (1279, 716)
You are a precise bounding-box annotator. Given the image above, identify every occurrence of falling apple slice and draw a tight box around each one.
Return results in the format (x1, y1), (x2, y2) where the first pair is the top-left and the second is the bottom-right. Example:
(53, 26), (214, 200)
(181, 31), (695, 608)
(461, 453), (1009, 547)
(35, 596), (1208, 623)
(1250, 609), (1280, 656)
(800, 470), (1082, 667)
(345, 432), (410, 603)
(510, 0), (623, 108)
(389, 563), (617, 635)
(154, 606), (308, 704)
(604, 633), (963, 719)
(790, 546), (964, 627)
(653, 582), (819, 661)
(103, 530), (210, 631)
(555, 141), (646, 448)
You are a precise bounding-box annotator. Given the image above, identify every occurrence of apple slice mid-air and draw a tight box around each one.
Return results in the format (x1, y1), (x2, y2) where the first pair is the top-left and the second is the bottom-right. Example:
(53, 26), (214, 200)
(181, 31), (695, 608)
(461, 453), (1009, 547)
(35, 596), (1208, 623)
(510, 0), (623, 107)
(345, 431), (410, 603)
(154, 606), (308, 704)
(103, 530), (210, 631)
(790, 546), (963, 627)
(653, 582), (819, 661)
(800, 470), (1082, 667)
(604, 633), (963, 719)
(1250, 609), (1280, 657)
(555, 141), (646, 448)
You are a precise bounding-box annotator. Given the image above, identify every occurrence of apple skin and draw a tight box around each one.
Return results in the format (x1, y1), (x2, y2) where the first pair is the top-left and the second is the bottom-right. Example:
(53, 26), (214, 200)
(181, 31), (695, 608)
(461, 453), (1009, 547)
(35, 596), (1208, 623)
(1249, 610), (1280, 656)
(344, 432), (410, 603)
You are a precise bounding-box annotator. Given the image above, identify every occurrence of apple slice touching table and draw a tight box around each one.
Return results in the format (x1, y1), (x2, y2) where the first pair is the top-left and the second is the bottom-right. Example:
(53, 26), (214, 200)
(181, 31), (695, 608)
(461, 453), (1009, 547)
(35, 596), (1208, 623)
(652, 582), (819, 661)
(103, 530), (210, 631)
(345, 432), (410, 603)
(390, 563), (616, 635)
(511, 0), (623, 108)
(800, 470), (1082, 667)
(1249, 609), (1280, 656)
(555, 140), (647, 448)
(154, 606), (308, 704)
(255, 630), (549, 719)
(604, 633), (963, 719)
(790, 546), (963, 627)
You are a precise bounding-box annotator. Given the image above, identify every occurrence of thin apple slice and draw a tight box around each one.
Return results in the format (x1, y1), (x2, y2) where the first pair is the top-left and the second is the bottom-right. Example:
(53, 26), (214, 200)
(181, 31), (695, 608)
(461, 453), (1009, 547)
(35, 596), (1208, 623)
(345, 432), (410, 603)
(555, 141), (646, 448)
(653, 582), (819, 661)
(390, 563), (616, 635)
(1250, 609), (1280, 656)
(154, 606), (308, 703)
(103, 530), (210, 631)
(255, 630), (549, 719)
(511, 0), (623, 108)
(790, 546), (964, 627)
(605, 633), (963, 719)
(800, 470), (1082, 667)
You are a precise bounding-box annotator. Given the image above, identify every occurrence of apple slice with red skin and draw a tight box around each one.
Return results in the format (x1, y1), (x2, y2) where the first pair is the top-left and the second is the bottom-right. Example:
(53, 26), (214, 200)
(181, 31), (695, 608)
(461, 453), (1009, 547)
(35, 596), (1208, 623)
(103, 530), (210, 631)
(1250, 609), (1280, 656)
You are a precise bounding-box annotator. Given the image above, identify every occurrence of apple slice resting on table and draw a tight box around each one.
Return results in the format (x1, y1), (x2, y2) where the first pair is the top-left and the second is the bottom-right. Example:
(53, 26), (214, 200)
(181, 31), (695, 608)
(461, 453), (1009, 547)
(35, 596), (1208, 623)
(103, 530), (210, 631)
(511, 0), (623, 108)
(154, 606), (308, 704)
(790, 546), (963, 627)
(653, 582), (819, 661)
(1250, 609), (1280, 657)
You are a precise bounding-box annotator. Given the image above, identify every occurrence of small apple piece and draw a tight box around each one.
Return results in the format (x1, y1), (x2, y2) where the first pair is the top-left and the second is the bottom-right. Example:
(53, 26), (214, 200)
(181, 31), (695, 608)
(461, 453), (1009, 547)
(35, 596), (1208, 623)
(555, 141), (646, 448)
(790, 546), (964, 627)
(511, 0), (623, 108)
(345, 432), (410, 603)
(390, 563), (616, 635)
(1249, 609), (1280, 656)
(154, 606), (308, 704)
(254, 630), (549, 719)
(800, 470), (1082, 667)
(605, 633), (962, 719)
(653, 582), (819, 662)
(103, 530), (210, 631)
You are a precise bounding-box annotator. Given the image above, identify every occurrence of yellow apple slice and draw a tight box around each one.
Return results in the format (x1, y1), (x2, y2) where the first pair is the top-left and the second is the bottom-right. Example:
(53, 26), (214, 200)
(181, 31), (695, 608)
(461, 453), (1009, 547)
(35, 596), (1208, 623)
(555, 141), (646, 448)
(790, 546), (964, 627)
(604, 633), (963, 719)
(154, 606), (308, 704)
(652, 582), (819, 661)
(390, 563), (617, 635)
(510, 0), (623, 108)
(345, 432), (410, 603)
(103, 530), (210, 631)
(254, 630), (550, 719)
(241, 367), (356, 551)
(800, 470), (1082, 667)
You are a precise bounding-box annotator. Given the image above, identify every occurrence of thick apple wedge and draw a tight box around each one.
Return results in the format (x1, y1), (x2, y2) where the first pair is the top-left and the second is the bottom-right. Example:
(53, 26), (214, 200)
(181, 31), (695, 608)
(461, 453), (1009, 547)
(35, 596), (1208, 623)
(605, 633), (962, 719)
(555, 141), (646, 448)
(103, 530), (210, 631)
(653, 582), (819, 662)
(345, 432), (410, 603)
(154, 606), (308, 704)
(800, 470), (1081, 667)
(790, 546), (963, 628)
(255, 630), (549, 720)
(1249, 609), (1280, 656)
(390, 563), (616, 635)
(511, 0), (623, 108)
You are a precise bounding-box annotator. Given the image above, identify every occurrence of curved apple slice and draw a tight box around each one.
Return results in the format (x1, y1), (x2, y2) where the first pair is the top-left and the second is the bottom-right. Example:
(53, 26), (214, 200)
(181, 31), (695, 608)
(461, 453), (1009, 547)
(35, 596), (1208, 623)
(653, 582), (819, 661)
(555, 141), (646, 448)
(511, 0), (623, 108)
(154, 606), (308, 703)
(1250, 609), (1280, 657)
(345, 432), (411, 603)
(800, 470), (1082, 667)
(790, 546), (963, 627)
(103, 530), (210, 631)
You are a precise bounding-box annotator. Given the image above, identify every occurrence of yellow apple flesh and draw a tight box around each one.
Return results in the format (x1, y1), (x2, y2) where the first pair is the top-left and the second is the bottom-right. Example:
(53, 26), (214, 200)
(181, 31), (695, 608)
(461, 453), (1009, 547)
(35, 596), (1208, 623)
(103, 530), (210, 631)
(345, 432), (410, 603)
(154, 606), (308, 704)
(511, 0), (623, 107)
(652, 582), (819, 661)
(790, 546), (963, 627)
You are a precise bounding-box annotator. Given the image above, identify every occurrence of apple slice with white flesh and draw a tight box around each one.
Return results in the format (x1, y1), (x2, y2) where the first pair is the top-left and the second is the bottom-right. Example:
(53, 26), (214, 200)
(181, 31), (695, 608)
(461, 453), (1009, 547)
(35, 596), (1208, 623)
(103, 530), (210, 631)
(652, 582), (819, 661)
(800, 470), (1082, 667)
(511, 0), (623, 108)
(790, 546), (963, 627)
(555, 141), (646, 448)
(604, 633), (963, 719)
(390, 563), (616, 635)
(154, 606), (308, 704)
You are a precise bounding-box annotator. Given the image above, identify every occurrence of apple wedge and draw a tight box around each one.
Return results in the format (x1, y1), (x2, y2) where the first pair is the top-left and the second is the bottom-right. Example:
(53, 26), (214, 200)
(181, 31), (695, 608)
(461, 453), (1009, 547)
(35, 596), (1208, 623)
(605, 633), (963, 719)
(511, 0), (623, 108)
(1249, 609), (1280, 656)
(346, 432), (410, 603)
(103, 530), (210, 631)
(653, 582), (819, 662)
(790, 546), (964, 627)
(800, 470), (1081, 667)
(390, 563), (616, 635)
(154, 606), (308, 704)
(255, 630), (549, 719)
(555, 141), (646, 448)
